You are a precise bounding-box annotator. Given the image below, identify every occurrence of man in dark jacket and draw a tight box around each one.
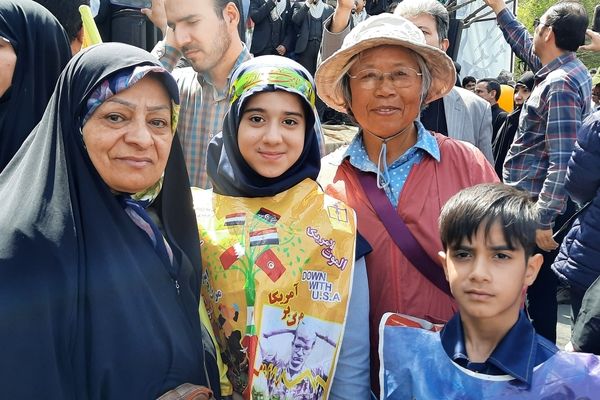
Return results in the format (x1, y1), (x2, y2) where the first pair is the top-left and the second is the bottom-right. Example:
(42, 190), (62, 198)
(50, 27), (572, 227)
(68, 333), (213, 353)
(249, 0), (294, 56)
(568, 275), (600, 355)
(475, 78), (508, 142)
(552, 110), (600, 335)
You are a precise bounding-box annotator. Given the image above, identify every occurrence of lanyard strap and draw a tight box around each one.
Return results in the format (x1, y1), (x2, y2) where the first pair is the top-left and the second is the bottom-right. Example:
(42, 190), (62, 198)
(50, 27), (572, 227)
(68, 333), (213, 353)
(357, 171), (452, 297)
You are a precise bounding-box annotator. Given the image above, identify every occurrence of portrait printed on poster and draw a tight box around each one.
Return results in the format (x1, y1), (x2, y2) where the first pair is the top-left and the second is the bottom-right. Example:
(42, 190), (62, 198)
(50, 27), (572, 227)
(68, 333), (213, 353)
(252, 305), (342, 400)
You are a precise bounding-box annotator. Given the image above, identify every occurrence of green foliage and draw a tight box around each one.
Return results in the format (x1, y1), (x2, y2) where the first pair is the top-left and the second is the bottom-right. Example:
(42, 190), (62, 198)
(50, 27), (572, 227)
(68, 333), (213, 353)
(515, 0), (600, 71)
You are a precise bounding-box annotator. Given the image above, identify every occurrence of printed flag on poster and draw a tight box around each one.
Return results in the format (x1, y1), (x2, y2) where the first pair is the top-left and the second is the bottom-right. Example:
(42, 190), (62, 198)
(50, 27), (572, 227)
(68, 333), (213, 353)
(219, 243), (245, 270)
(255, 207), (281, 225)
(327, 202), (348, 223)
(255, 249), (285, 282)
(249, 228), (279, 247)
(224, 212), (246, 226)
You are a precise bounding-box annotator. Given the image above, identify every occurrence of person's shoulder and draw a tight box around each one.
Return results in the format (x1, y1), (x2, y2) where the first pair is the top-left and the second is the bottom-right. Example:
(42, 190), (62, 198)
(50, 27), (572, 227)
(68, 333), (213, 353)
(436, 134), (495, 176)
(547, 58), (590, 90)
(452, 86), (488, 108)
(535, 332), (560, 358)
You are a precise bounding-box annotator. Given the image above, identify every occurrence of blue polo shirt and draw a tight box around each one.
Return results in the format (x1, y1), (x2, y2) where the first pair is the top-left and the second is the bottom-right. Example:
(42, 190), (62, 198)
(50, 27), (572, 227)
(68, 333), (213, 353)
(440, 310), (558, 387)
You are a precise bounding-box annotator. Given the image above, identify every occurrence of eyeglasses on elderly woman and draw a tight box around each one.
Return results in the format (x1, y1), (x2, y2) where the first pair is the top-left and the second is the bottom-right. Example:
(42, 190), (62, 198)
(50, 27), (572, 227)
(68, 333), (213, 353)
(347, 66), (423, 90)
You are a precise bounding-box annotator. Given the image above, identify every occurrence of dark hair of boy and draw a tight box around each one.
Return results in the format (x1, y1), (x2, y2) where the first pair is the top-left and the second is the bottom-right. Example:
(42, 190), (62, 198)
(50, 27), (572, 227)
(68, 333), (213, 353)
(439, 183), (537, 258)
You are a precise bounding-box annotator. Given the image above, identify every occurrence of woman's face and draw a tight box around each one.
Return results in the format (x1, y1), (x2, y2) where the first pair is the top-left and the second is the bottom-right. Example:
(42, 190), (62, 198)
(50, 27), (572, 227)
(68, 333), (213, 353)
(82, 75), (173, 193)
(513, 84), (531, 106)
(347, 45), (423, 137)
(0, 38), (16, 97)
(238, 91), (306, 179)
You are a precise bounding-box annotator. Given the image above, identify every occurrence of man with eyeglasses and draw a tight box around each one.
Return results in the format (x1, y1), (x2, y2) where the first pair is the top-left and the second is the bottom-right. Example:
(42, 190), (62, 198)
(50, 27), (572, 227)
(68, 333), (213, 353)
(484, 0), (591, 344)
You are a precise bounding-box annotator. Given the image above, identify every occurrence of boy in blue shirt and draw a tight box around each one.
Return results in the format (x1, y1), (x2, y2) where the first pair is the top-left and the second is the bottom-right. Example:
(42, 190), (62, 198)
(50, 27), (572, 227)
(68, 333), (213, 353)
(379, 183), (600, 399)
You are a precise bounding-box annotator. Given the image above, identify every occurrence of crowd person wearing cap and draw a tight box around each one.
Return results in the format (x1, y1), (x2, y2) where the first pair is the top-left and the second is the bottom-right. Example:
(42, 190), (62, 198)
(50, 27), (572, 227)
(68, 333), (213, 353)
(0, 0), (71, 172)
(0, 42), (221, 399)
(315, 14), (498, 394)
(483, 0), (591, 344)
(322, 0), (494, 162)
(492, 71), (534, 178)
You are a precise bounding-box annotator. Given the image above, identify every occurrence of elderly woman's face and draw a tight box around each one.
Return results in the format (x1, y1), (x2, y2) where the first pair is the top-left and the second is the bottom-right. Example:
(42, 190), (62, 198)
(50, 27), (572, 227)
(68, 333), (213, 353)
(0, 38), (16, 97)
(348, 45), (422, 137)
(82, 75), (173, 193)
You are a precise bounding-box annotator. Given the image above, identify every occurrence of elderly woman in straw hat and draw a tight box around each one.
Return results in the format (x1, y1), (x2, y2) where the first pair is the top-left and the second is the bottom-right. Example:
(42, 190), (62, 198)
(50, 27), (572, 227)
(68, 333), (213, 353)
(315, 13), (498, 393)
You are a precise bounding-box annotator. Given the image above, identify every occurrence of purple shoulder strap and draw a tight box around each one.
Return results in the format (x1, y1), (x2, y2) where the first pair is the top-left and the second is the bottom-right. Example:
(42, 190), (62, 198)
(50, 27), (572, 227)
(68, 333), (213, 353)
(357, 172), (452, 297)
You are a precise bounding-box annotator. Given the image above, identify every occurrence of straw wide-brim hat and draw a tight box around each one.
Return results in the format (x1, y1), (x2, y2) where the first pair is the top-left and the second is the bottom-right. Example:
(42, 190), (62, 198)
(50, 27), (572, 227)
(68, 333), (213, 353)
(315, 14), (457, 113)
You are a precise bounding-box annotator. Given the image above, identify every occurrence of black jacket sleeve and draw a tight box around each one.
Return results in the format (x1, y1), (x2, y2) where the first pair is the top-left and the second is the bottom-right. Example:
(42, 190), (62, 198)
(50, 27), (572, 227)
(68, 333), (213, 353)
(572, 275), (600, 355)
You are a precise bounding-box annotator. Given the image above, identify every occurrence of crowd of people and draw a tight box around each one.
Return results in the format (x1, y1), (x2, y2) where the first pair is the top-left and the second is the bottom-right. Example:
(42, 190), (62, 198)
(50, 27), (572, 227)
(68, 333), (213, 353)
(2, 0), (600, 398)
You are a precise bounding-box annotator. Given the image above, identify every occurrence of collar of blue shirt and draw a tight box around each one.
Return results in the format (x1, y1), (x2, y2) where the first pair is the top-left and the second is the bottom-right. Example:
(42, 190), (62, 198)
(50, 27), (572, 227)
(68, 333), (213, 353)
(440, 310), (558, 387)
(344, 120), (440, 174)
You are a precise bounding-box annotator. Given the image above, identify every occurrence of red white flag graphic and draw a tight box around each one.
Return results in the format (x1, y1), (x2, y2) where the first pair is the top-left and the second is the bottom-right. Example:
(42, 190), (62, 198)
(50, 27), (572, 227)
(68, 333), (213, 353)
(219, 243), (244, 270)
(255, 249), (285, 282)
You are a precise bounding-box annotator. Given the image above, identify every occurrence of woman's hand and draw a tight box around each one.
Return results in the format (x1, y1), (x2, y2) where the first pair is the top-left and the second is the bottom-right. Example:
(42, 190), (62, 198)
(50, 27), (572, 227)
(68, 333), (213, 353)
(142, 0), (168, 36)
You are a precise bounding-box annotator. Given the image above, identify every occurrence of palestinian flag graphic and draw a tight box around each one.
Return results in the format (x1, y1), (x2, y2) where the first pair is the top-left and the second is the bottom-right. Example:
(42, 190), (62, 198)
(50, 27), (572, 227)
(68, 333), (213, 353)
(249, 227), (279, 247)
(255, 207), (280, 225)
(224, 212), (246, 226)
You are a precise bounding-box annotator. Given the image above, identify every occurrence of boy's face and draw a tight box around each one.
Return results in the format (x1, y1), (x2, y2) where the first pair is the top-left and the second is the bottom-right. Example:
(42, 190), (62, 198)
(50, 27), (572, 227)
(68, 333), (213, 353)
(439, 221), (542, 324)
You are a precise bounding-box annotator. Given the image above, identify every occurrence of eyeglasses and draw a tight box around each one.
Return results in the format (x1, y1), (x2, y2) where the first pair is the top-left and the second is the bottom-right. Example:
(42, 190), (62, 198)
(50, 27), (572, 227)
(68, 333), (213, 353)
(533, 18), (551, 29)
(347, 67), (422, 90)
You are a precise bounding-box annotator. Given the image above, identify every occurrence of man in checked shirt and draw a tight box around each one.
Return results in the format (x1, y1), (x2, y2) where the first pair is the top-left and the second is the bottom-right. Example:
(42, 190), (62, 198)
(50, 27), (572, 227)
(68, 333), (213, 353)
(483, 0), (591, 344)
(145, 0), (325, 189)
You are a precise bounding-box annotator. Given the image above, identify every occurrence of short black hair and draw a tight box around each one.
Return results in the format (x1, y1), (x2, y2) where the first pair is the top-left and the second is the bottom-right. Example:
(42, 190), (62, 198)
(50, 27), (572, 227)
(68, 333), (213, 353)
(33, 0), (89, 41)
(439, 183), (538, 258)
(544, 2), (588, 52)
(461, 76), (475, 87)
(478, 78), (501, 101)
